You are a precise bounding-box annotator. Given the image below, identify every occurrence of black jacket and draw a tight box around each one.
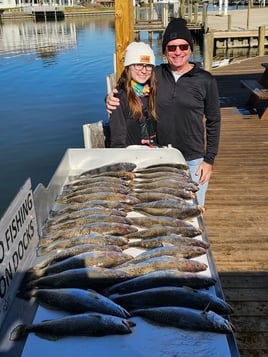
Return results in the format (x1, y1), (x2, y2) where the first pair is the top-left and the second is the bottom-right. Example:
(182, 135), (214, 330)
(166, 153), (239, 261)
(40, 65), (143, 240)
(155, 63), (221, 164)
(109, 89), (157, 148)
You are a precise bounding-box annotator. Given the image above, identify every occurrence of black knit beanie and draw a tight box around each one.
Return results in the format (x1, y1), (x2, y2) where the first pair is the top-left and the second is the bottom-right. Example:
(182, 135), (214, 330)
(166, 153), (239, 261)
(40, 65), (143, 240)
(162, 18), (193, 53)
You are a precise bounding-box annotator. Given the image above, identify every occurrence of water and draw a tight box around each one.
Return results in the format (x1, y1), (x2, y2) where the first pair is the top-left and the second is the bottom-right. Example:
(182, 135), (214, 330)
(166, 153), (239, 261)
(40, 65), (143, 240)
(0, 16), (118, 216)
(0, 13), (264, 217)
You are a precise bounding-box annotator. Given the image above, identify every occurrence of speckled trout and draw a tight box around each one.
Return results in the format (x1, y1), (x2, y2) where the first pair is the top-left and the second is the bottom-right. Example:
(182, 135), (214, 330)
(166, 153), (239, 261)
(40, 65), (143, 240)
(131, 306), (234, 334)
(102, 270), (216, 296)
(128, 235), (209, 250)
(40, 222), (137, 243)
(38, 234), (129, 253)
(34, 243), (123, 268)
(10, 312), (135, 341)
(24, 267), (131, 290)
(108, 286), (233, 315)
(19, 288), (130, 318)
(116, 256), (207, 277)
(116, 245), (206, 268)
(28, 251), (133, 279)
(44, 214), (133, 235)
(46, 206), (127, 227)
(72, 162), (136, 179)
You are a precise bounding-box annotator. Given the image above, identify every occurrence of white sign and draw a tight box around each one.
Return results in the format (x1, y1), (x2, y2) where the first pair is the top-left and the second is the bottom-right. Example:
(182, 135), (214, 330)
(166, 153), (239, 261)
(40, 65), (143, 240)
(0, 178), (39, 327)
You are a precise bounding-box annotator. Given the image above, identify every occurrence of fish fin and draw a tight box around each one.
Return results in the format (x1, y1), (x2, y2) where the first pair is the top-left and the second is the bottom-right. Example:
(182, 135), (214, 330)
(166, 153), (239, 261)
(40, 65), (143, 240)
(35, 332), (60, 341)
(182, 285), (196, 292)
(230, 321), (236, 332)
(87, 290), (101, 301)
(162, 242), (175, 247)
(201, 303), (211, 316)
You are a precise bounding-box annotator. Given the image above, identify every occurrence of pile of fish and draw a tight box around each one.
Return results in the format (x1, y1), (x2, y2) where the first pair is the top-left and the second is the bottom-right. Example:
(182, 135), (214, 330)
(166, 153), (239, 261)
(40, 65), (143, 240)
(11, 161), (234, 342)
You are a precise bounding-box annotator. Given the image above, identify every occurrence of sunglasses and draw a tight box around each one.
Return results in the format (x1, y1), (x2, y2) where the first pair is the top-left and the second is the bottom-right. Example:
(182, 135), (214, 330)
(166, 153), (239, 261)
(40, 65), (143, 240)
(166, 44), (190, 52)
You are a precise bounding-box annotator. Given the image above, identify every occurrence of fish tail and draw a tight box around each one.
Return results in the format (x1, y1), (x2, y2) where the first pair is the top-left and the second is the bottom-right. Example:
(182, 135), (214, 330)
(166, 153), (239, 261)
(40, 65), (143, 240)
(10, 324), (28, 341)
(24, 269), (45, 281)
(126, 320), (136, 329)
(16, 288), (38, 300)
(37, 245), (52, 256)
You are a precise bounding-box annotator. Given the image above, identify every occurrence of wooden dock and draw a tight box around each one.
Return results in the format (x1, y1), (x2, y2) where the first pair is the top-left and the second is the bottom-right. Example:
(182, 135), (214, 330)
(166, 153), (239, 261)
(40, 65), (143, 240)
(204, 55), (268, 357)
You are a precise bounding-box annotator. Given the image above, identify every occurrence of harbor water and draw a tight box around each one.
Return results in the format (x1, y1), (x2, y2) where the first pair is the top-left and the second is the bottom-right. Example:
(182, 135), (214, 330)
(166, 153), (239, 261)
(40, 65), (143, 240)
(0, 12), (266, 217)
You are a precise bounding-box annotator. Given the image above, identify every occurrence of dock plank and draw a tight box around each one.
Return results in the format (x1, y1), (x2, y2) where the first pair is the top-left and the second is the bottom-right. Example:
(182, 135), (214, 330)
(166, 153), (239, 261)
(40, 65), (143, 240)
(204, 55), (268, 357)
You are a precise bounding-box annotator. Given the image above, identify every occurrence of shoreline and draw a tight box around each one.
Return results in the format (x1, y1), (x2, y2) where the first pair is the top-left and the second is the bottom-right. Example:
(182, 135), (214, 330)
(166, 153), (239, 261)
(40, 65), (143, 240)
(0, 8), (115, 19)
(1, 7), (268, 32)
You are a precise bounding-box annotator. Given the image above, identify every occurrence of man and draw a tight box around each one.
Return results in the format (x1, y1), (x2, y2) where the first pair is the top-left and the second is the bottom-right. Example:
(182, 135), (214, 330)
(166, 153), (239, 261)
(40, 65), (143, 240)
(106, 18), (221, 207)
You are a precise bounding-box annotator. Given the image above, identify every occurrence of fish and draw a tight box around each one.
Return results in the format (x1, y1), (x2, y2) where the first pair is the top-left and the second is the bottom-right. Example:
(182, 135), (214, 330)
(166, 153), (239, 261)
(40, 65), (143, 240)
(116, 256), (207, 277)
(133, 172), (196, 184)
(49, 199), (133, 219)
(128, 235), (209, 250)
(19, 288), (130, 318)
(55, 192), (139, 205)
(102, 270), (216, 296)
(46, 207), (127, 227)
(108, 286), (233, 315)
(43, 214), (133, 235)
(40, 222), (138, 243)
(72, 162), (136, 179)
(127, 216), (202, 232)
(133, 179), (199, 192)
(133, 199), (203, 219)
(38, 235), (129, 255)
(134, 205), (203, 220)
(132, 192), (185, 203)
(133, 186), (195, 200)
(126, 224), (202, 238)
(144, 162), (189, 171)
(134, 165), (190, 176)
(63, 176), (131, 190)
(24, 267), (131, 290)
(90, 171), (136, 180)
(131, 306), (234, 334)
(28, 251), (133, 279)
(59, 180), (130, 196)
(49, 200), (131, 217)
(34, 243), (123, 268)
(10, 312), (135, 341)
(116, 245), (206, 268)
(57, 184), (130, 202)
(134, 199), (197, 210)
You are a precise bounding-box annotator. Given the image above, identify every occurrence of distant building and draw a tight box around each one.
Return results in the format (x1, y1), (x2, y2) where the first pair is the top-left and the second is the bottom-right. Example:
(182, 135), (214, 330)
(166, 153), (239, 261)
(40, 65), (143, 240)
(0, 0), (73, 9)
(93, 0), (114, 6)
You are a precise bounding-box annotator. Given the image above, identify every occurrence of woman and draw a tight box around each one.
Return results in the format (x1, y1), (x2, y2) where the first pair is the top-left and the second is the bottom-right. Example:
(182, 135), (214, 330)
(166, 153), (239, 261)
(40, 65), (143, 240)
(108, 41), (158, 148)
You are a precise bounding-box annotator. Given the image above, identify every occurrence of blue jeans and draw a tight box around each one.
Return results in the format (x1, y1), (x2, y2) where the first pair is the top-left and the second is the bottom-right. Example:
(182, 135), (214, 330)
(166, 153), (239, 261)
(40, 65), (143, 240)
(187, 158), (208, 207)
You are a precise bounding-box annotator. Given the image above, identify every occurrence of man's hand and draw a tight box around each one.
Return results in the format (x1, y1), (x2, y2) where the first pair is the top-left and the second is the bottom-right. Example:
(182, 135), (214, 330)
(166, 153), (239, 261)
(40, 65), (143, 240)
(106, 88), (120, 114)
(195, 161), (213, 185)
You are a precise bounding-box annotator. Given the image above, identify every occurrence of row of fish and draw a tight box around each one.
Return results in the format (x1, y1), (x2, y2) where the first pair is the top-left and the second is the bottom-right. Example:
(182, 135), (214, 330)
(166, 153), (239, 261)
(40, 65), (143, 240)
(11, 284), (234, 341)
(12, 161), (235, 342)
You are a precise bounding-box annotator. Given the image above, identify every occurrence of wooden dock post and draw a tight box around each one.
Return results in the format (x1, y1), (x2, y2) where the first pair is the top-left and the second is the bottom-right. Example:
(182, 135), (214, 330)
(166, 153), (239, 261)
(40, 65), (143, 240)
(194, 4), (199, 27)
(246, 1), (250, 30)
(114, 0), (134, 80)
(258, 25), (265, 56)
(202, 3), (208, 32)
(203, 32), (214, 71)
(188, 3), (193, 23)
(227, 14), (231, 31)
(163, 4), (168, 28)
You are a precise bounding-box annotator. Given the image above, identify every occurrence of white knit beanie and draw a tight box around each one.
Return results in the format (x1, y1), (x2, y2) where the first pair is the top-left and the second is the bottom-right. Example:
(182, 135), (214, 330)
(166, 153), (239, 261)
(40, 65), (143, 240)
(124, 42), (155, 67)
